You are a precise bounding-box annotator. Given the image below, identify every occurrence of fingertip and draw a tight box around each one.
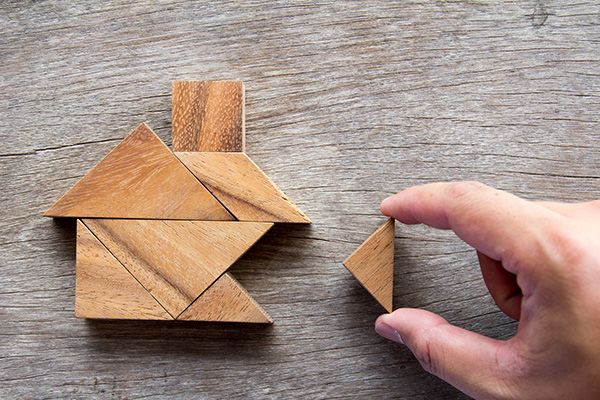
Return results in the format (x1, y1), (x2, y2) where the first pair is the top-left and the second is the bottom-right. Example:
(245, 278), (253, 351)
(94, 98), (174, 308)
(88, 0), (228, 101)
(380, 189), (423, 225)
(375, 315), (404, 344)
(380, 195), (395, 216)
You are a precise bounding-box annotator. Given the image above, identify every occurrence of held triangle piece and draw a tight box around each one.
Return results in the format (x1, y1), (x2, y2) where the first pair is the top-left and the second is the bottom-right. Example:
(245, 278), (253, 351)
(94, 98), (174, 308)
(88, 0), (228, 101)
(178, 273), (272, 323)
(176, 152), (310, 223)
(44, 123), (233, 221)
(343, 218), (395, 312)
(45, 80), (311, 323)
(75, 220), (171, 320)
(82, 219), (273, 318)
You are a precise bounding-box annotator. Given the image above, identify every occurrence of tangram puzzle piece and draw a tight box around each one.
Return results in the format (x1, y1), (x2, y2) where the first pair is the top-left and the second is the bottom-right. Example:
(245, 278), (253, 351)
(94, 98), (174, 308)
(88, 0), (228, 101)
(343, 218), (395, 312)
(75, 221), (170, 320)
(176, 152), (310, 223)
(45, 123), (233, 221)
(83, 219), (272, 318)
(179, 273), (272, 323)
(172, 80), (244, 152)
(46, 79), (310, 323)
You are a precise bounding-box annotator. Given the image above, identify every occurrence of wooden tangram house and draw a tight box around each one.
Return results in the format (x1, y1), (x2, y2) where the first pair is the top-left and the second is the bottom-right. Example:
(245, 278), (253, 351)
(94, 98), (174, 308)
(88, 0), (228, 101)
(45, 80), (310, 323)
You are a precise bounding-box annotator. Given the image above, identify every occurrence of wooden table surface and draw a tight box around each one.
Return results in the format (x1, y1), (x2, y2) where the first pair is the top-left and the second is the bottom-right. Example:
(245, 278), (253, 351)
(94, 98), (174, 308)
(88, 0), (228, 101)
(2, 1), (599, 398)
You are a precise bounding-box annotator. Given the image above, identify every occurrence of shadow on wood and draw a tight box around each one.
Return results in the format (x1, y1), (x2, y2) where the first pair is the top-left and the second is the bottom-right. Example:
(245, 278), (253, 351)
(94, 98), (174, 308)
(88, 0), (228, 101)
(48, 217), (77, 256)
(83, 319), (275, 356)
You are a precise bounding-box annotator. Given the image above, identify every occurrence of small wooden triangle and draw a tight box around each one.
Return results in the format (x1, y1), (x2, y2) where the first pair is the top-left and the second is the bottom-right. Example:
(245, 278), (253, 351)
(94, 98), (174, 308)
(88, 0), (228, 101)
(176, 152), (310, 223)
(343, 218), (394, 312)
(178, 273), (272, 323)
(44, 123), (233, 220)
(82, 219), (273, 318)
(75, 220), (171, 320)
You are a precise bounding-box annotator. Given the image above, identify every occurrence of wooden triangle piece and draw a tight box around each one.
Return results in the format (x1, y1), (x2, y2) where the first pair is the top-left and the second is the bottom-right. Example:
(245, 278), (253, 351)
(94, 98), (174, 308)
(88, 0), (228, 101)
(178, 273), (272, 323)
(343, 218), (394, 312)
(44, 123), (233, 220)
(82, 219), (273, 318)
(75, 220), (171, 320)
(172, 80), (245, 152)
(176, 152), (310, 223)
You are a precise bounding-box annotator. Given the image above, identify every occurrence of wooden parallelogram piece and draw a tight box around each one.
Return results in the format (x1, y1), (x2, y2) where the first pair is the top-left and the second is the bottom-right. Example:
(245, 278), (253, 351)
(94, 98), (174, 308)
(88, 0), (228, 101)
(82, 219), (273, 318)
(44, 123), (233, 220)
(343, 218), (395, 312)
(178, 272), (272, 323)
(176, 152), (310, 223)
(75, 220), (171, 320)
(172, 80), (244, 152)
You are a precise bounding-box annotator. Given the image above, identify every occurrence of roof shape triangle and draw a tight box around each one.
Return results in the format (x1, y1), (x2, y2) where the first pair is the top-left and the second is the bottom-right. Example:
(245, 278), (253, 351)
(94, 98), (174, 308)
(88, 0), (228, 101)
(176, 152), (310, 223)
(45, 123), (233, 220)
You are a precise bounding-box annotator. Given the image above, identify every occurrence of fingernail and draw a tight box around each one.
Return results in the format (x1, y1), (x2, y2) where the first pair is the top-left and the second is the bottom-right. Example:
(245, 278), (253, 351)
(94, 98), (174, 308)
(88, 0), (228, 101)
(380, 196), (394, 214)
(375, 320), (404, 344)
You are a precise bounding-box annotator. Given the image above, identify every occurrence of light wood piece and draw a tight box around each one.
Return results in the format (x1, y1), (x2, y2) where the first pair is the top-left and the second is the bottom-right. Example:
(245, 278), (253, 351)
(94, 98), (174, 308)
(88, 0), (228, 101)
(83, 219), (273, 318)
(178, 273), (272, 323)
(343, 218), (394, 312)
(44, 123), (233, 221)
(176, 152), (310, 223)
(75, 220), (171, 320)
(172, 80), (245, 152)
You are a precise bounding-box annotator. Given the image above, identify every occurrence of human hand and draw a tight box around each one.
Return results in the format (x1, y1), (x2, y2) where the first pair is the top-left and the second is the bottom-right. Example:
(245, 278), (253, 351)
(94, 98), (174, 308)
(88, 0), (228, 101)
(374, 181), (600, 399)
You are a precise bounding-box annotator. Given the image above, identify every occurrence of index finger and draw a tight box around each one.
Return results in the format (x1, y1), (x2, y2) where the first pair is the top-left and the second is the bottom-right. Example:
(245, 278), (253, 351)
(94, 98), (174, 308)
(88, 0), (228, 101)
(380, 181), (561, 274)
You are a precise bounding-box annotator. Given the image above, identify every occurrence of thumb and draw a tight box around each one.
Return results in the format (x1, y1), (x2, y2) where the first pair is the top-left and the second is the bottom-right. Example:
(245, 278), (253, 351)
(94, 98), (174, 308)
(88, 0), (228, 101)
(375, 308), (517, 400)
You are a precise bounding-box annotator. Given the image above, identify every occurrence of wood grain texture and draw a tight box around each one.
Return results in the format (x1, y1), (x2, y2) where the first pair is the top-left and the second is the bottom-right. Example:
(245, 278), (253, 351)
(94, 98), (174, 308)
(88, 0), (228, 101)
(172, 80), (245, 152)
(176, 152), (311, 223)
(83, 219), (273, 318)
(75, 220), (172, 320)
(44, 123), (233, 220)
(343, 218), (394, 312)
(178, 272), (272, 323)
(3, 1), (600, 399)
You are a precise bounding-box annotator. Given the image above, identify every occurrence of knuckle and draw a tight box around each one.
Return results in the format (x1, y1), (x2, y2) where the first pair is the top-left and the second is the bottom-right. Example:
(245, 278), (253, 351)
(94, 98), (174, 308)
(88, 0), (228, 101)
(412, 334), (435, 374)
(493, 344), (532, 399)
(445, 181), (489, 219)
(411, 326), (445, 377)
(543, 222), (586, 267)
(446, 181), (486, 200)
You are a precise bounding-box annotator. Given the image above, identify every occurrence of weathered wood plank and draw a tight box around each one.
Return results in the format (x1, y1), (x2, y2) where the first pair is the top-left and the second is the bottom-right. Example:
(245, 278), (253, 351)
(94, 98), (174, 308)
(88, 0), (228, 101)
(1, 1), (600, 399)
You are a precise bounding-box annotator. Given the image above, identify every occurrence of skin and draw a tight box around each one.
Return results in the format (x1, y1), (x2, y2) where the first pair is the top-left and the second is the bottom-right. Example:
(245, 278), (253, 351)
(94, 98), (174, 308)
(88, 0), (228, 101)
(374, 181), (600, 400)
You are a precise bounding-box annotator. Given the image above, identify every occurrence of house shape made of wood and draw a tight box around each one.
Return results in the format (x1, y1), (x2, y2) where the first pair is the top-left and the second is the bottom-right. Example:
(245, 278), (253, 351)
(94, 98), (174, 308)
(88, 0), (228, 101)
(45, 80), (310, 323)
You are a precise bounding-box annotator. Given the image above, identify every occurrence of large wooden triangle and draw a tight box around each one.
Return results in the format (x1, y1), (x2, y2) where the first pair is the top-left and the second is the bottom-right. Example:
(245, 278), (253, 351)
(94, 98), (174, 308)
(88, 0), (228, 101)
(82, 219), (273, 318)
(176, 152), (310, 223)
(178, 273), (272, 323)
(75, 220), (171, 320)
(45, 123), (233, 220)
(343, 218), (394, 312)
